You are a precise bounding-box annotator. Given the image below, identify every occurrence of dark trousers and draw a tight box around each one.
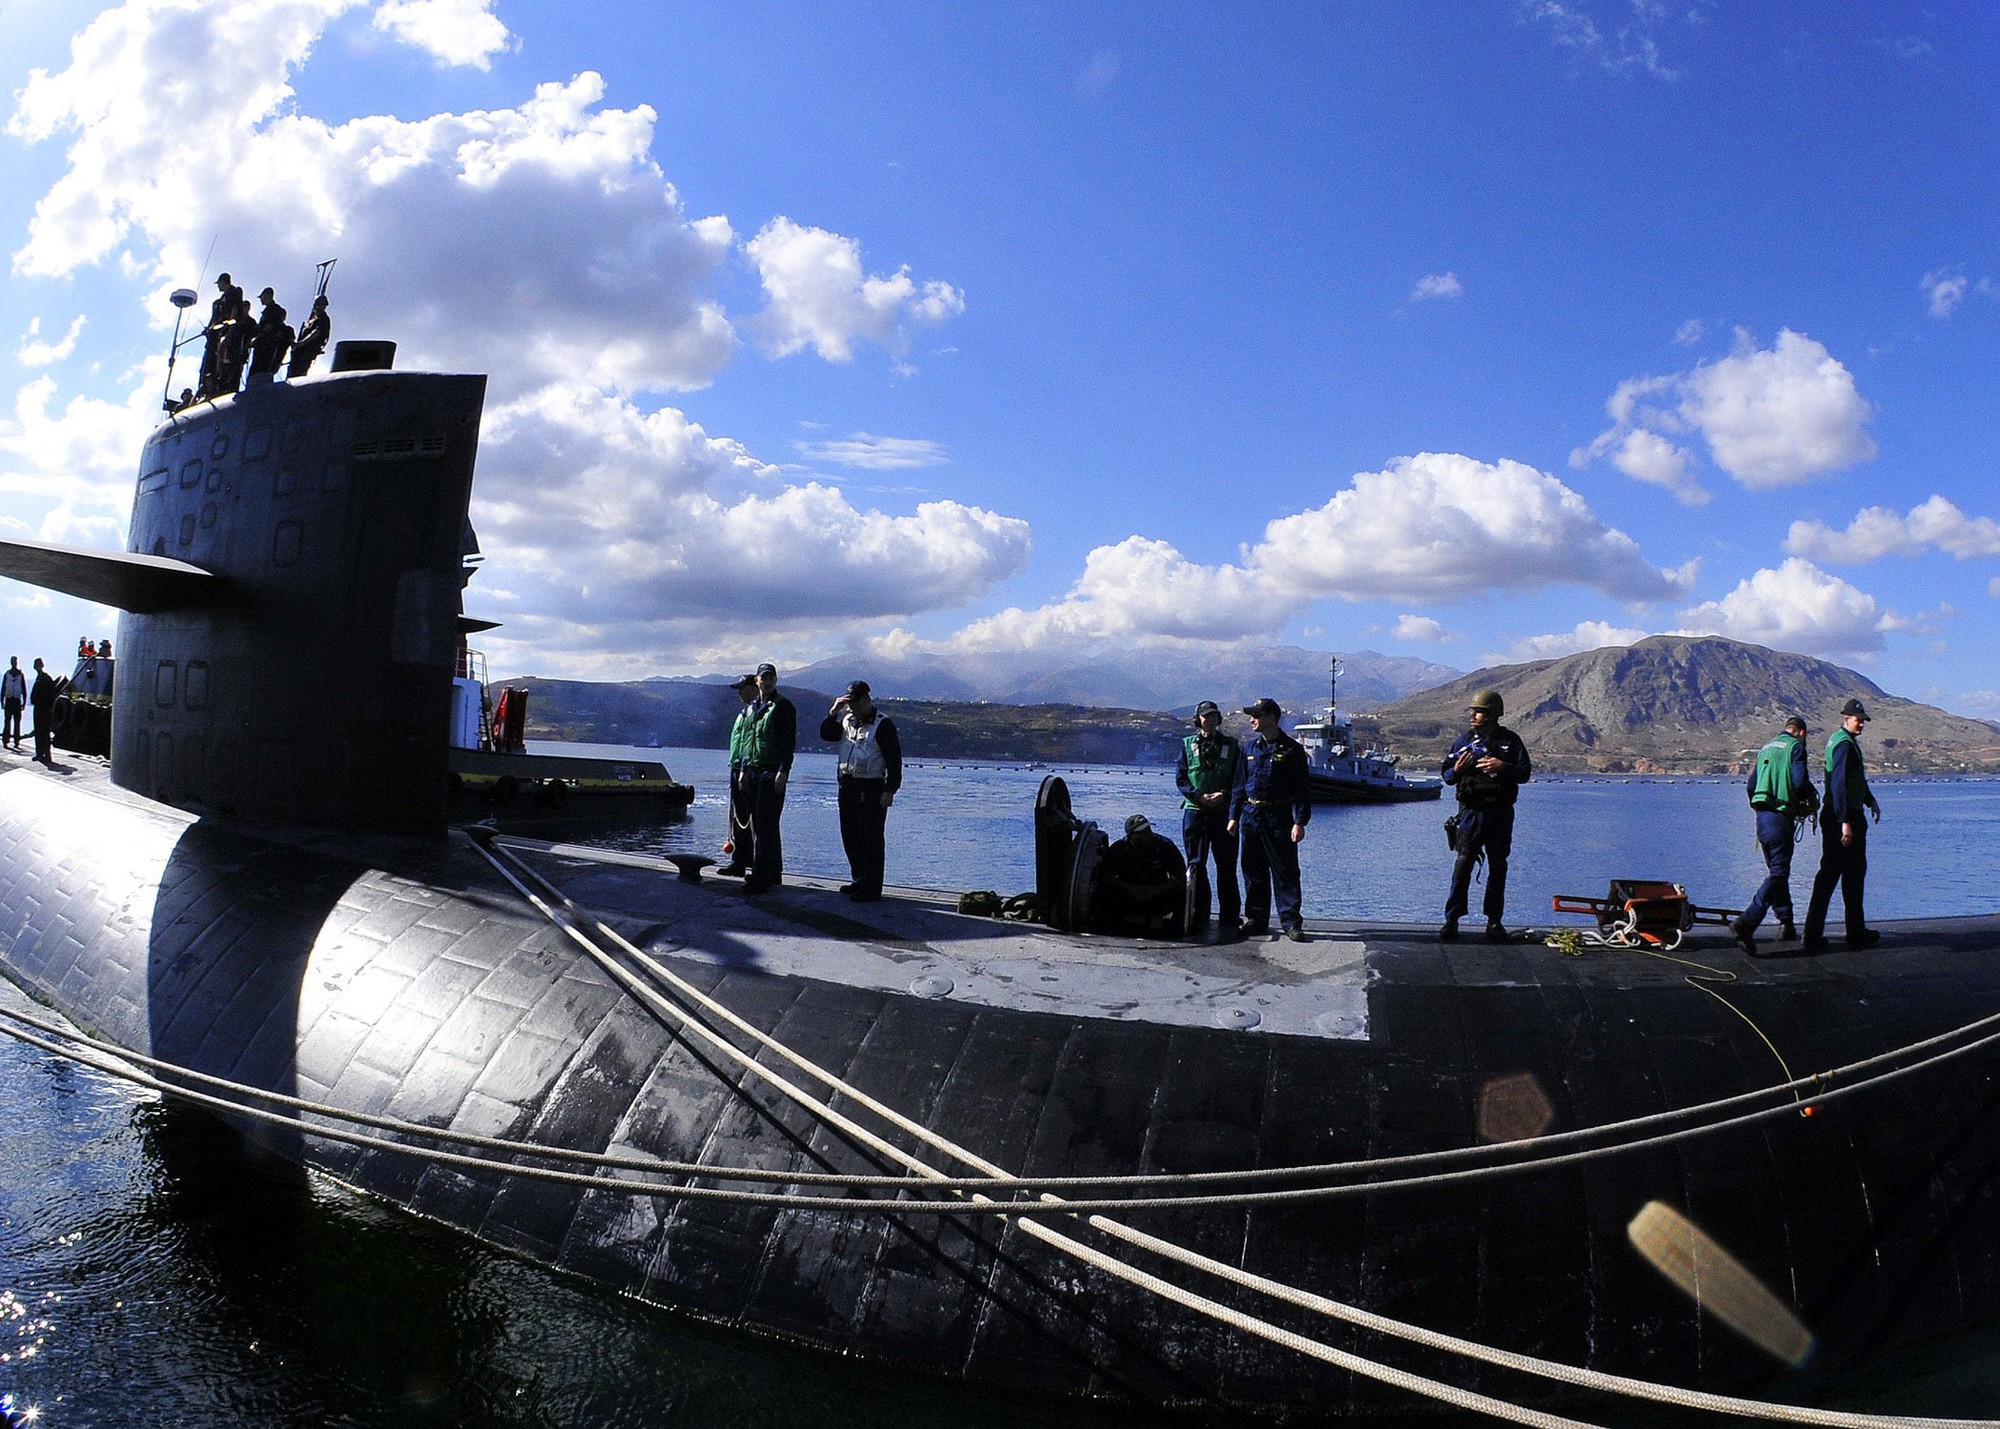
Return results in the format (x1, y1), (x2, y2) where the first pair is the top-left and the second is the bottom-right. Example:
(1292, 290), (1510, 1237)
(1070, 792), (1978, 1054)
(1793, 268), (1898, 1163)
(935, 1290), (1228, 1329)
(1804, 817), (1867, 941)
(1445, 804), (1513, 924)
(725, 764), (756, 868)
(1240, 805), (1302, 932)
(1739, 810), (1797, 930)
(1181, 806), (1239, 927)
(31, 706), (52, 763)
(1, 699), (19, 747)
(746, 768), (786, 886)
(837, 777), (888, 893)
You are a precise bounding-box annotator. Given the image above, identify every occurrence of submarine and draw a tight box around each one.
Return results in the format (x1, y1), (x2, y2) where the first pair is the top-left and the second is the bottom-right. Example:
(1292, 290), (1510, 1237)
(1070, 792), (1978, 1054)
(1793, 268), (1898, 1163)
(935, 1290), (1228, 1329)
(3, 345), (2000, 1424)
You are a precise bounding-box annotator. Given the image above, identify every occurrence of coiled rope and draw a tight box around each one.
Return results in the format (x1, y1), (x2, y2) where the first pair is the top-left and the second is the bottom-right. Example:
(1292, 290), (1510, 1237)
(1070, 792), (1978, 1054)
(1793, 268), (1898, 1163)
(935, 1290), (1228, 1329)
(1546, 925), (1805, 1095)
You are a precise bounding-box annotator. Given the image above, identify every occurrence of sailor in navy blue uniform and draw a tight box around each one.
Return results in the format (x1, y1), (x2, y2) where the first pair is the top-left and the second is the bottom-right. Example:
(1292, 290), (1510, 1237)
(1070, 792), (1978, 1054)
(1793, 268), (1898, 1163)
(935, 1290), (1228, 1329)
(1802, 697), (1882, 952)
(1230, 698), (1311, 942)
(1440, 689), (1531, 942)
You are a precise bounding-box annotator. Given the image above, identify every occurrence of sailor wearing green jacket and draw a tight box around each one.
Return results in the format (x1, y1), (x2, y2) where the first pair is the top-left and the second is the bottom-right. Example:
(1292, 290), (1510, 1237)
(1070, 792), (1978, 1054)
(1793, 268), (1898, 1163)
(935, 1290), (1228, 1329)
(738, 662), (797, 894)
(1730, 716), (1817, 955)
(1802, 698), (1883, 952)
(718, 674), (758, 876)
(1174, 700), (1245, 939)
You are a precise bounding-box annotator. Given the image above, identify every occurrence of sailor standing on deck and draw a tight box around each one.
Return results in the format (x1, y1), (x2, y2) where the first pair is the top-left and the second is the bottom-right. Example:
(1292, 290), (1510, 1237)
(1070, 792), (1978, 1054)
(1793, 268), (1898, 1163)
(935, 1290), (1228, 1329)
(1232, 698), (1310, 943)
(1, 657), (24, 750)
(1175, 699), (1245, 940)
(1440, 690), (1531, 943)
(738, 663), (796, 894)
(820, 681), (901, 902)
(717, 674), (758, 876)
(289, 295), (330, 378)
(248, 288), (291, 378)
(1802, 698), (1882, 953)
(1731, 716), (1817, 955)
(28, 659), (56, 765)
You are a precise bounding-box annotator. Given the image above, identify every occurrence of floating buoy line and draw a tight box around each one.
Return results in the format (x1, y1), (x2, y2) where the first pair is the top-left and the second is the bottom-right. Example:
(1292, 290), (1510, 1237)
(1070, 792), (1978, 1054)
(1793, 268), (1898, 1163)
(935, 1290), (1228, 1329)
(0, 832), (1993, 1428)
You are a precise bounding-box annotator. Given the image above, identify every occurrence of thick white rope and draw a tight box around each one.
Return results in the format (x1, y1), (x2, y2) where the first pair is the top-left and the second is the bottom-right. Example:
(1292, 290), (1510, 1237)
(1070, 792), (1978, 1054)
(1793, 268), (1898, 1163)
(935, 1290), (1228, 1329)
(483, 839), (1998, 1429)
(468, 837), (1602, 1427)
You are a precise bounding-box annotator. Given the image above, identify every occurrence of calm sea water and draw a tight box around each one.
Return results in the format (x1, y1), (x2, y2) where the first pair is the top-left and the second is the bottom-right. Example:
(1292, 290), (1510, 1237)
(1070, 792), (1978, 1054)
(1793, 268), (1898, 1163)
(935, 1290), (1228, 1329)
(1, 746), (1997, 1427)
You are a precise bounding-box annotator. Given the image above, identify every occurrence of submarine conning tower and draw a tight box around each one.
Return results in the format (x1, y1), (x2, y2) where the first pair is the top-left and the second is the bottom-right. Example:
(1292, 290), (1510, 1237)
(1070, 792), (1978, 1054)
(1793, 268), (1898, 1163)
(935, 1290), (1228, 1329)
(0, 342), (488, 837)
(122, 346), (486, 835)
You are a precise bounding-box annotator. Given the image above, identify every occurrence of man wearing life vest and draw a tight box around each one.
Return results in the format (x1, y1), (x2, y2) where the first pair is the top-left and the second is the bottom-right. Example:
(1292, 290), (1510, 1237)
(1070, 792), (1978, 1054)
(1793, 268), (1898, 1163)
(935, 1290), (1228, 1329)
(1802, 698), (1883, 952)
(717, 674), (759, 877)
(738, 663), (796, 894)
(1174, 700), (1245, 940)
(1731, 715), (1818, 955)
(819, 680), (902, 902)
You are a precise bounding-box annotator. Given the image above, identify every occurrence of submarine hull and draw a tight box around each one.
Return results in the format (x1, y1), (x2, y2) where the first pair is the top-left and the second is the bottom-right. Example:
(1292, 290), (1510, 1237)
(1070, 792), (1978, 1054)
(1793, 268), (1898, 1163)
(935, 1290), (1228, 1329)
(5, 764), (2000, 1417)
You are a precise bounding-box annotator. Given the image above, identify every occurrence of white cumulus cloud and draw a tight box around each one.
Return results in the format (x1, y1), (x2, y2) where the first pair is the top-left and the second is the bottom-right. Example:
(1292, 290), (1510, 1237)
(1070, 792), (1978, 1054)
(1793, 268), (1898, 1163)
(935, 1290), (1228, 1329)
(469, 384), (1030, 661)
(898, 452), (1687, 658)
(745, 217), (965, 364)
(1576, 330), (1875, 494)
(1412, 272), (1462, 300)
(1671, 557), (1897, 658)
(371, 0), (512, 69)
(1786, 496), (2000, 564)
(1255, 452), (1689, 604)
(1393, 614), (1456, 643)
(16, 317), (86, 367)
(1491, 619), (1648, 665)
(0, 375), (160, 521)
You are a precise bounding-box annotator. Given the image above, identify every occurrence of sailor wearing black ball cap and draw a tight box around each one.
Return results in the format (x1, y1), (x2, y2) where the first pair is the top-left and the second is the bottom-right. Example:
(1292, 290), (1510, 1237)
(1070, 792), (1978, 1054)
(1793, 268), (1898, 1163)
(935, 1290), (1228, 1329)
(1802, 698), (1883, 953)
(1440, 689), (1532, 942)
(1231, 698), (1310, 942)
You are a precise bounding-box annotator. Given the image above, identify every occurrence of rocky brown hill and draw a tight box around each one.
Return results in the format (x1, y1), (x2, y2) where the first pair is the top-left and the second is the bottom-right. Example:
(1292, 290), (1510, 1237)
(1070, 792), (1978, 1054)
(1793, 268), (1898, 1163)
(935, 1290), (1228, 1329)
(1356, 636), (2000, 774)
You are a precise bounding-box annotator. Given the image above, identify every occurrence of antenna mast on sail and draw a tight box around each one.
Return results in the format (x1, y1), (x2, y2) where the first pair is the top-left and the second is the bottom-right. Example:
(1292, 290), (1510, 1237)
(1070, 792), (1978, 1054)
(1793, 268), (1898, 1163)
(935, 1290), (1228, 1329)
(161, 287), (200, 411)
(314, 258), (337, 299)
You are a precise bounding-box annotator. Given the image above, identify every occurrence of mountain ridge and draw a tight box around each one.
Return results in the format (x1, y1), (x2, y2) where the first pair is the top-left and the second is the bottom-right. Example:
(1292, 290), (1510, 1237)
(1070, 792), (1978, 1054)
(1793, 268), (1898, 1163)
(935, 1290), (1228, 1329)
(504, 635), (2000, 773)
(1356, 635), (2000, 774)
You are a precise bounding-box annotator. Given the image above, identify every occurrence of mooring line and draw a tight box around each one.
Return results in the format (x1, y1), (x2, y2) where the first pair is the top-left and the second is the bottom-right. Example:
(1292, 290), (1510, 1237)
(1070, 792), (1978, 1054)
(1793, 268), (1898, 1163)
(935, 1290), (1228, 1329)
(480, 837), (1997, 1429)
(467, 836), (1604, 1428)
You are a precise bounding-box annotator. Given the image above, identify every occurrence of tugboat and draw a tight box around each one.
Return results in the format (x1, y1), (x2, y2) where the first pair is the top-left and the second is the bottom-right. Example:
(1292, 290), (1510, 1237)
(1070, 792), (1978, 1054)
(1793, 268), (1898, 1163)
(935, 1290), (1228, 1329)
(444, 638), (694, 830)
(1293, 658), (1441, 803)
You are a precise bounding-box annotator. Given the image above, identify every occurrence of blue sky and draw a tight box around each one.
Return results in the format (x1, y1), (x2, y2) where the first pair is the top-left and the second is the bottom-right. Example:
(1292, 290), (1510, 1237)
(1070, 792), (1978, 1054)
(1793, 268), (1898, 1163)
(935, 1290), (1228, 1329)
(2, 1), (1998, 713)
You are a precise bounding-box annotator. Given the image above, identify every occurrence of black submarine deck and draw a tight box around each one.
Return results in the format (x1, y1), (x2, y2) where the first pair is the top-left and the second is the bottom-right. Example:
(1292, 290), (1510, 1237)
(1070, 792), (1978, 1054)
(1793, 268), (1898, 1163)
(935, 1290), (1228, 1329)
(5, 745), (2000, 1418)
